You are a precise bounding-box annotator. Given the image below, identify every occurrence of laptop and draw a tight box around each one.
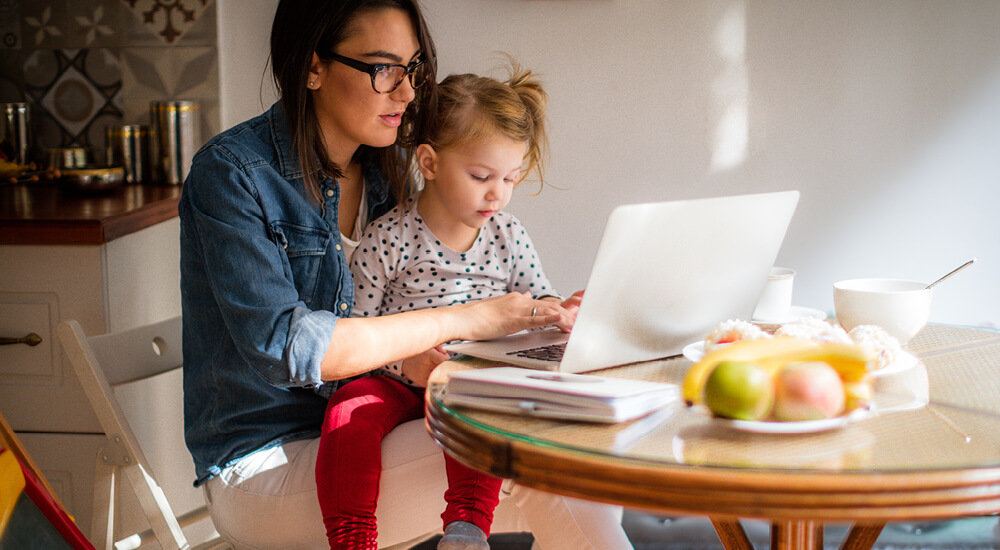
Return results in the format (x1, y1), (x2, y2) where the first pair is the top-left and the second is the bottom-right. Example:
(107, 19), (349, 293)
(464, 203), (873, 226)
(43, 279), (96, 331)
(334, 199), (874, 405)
(445, 190), (800, 373)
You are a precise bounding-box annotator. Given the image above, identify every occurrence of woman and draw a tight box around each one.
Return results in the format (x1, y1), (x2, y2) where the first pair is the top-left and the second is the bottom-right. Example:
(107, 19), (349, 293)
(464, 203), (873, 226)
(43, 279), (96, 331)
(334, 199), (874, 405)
(179, 1), (633, 548)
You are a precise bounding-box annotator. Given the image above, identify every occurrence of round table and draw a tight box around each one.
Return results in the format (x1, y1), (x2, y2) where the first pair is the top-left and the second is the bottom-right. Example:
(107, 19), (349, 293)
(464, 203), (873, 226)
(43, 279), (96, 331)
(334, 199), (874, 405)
(425, 324), (1000, 550)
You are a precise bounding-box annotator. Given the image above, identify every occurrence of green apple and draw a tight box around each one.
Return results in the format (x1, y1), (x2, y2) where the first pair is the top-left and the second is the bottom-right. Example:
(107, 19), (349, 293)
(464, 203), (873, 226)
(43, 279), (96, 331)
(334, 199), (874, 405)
(704, 361), (774, 421)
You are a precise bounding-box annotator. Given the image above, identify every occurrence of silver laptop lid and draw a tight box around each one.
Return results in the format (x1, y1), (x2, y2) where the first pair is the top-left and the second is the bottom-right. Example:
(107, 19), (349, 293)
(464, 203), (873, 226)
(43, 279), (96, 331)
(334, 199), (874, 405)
(559, 190), (799, 373)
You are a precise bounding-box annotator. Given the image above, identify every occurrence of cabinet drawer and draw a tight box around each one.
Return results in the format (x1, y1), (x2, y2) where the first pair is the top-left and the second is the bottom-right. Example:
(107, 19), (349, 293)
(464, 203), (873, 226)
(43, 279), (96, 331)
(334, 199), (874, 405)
(0, 292), (100, 432)
(1, 293), (58, 380)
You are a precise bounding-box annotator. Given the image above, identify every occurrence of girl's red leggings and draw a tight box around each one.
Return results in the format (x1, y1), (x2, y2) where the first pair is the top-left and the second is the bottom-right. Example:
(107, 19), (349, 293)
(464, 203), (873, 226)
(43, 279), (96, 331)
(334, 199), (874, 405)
(316, 375), (502, 549)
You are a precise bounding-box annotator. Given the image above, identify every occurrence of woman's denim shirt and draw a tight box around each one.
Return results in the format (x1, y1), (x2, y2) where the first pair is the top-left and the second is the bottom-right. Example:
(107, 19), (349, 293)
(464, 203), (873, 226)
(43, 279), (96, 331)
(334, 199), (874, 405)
(179, 102), (395, 486)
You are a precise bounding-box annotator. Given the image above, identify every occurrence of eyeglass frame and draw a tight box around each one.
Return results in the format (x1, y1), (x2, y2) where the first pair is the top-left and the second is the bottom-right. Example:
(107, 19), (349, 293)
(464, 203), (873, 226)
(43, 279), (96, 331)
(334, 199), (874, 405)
(325, 52), (427, 94)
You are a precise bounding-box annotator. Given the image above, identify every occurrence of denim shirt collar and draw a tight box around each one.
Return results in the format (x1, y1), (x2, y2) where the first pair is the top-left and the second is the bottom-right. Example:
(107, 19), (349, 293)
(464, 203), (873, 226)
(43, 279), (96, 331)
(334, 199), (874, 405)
(268, 101), (299, 181)
(267, 101), (392, 215)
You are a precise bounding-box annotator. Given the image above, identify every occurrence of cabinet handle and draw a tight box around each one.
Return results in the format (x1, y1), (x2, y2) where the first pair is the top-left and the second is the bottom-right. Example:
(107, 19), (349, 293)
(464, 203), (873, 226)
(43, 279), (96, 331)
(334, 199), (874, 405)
(0, 333), (42, 346)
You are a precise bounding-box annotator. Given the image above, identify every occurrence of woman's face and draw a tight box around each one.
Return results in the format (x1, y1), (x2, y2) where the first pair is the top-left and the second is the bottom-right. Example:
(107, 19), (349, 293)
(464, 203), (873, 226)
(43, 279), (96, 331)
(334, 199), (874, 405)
(311, 7), (421, 163)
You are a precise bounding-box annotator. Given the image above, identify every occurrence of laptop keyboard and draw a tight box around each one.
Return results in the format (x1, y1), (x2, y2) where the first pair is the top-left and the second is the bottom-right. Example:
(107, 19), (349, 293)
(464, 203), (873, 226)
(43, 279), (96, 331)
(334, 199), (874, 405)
(506, 342), (566, 362)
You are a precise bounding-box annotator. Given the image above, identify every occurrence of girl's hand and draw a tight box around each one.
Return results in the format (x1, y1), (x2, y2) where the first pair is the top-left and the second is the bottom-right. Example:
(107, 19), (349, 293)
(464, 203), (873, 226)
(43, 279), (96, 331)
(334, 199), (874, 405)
(544, 289), (585, 332)
(401, 345), (450, 387)
(449, 292), (561, 342)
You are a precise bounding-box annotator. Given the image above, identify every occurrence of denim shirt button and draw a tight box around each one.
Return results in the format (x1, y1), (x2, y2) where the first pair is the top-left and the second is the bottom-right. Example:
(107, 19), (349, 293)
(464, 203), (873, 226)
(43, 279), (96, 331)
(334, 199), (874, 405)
(339, 302), (348, 311)
(326, 189), (334, 197)
(335, 243), (341, 251)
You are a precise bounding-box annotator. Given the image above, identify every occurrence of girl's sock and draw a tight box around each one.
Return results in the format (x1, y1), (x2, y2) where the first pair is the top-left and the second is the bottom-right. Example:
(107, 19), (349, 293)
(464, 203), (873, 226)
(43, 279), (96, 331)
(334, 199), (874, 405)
(437, 521), (489, 550)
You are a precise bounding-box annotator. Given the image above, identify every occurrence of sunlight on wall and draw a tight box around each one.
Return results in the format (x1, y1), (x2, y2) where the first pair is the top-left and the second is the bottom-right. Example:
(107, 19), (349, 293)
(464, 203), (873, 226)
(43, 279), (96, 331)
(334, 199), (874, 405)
(710, 1), (748, 173)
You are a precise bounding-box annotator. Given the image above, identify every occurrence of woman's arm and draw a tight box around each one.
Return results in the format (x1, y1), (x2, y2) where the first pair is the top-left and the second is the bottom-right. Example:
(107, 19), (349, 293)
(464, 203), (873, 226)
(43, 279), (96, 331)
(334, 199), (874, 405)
(321, 292), (560, 380)
(183, 146), (342, 389)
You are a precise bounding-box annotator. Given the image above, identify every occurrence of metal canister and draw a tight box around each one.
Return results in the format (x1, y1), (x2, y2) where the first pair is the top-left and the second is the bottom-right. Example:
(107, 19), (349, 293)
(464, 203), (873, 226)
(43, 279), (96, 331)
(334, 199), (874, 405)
(1, 102), (31, 165)
(48, 147), (89, 170)
(106, 125), (151, 184)
(151, 100), (200, 185)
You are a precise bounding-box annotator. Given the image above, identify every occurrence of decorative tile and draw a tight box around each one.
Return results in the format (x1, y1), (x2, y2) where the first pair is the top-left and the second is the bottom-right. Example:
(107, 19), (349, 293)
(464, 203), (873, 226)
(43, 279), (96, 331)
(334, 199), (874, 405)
(0, 0), (21, 50)
(121, 0), (215, 46)
(0, 50), (23, 102)
(68, 1), (127, 49)
(120, 44), (218, 142)
(1, 1), (220, 162)
(24, 49), (123, 155)
(22, 1), (67, 49)
(121, 45), (216, 99)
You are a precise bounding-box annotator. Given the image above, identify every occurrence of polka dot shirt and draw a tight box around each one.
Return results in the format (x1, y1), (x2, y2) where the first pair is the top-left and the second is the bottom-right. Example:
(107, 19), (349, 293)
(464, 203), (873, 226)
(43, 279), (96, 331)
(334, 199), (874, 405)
(350, 194), (557, 385)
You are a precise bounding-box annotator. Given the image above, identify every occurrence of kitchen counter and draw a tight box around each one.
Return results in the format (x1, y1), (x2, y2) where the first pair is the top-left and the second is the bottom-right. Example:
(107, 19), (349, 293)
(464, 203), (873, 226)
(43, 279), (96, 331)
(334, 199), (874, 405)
(0, 183), (182, 245)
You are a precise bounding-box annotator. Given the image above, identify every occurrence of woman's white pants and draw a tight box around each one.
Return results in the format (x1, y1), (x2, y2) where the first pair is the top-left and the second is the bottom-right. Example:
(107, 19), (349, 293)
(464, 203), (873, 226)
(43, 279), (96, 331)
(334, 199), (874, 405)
(203, 419), (633, 550)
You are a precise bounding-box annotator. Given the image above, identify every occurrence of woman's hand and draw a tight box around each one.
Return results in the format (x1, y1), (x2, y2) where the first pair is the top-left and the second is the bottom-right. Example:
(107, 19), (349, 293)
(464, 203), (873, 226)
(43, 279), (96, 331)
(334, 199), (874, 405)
(324, 293), (562, 381)
(448, 292), (562, 342)
(401, 345), (450, 387)
(544, 289), (585, 332)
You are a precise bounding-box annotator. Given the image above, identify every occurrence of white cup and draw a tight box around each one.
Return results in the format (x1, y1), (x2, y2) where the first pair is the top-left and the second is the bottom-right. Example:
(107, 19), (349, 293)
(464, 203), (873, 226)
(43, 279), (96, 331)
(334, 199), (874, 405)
(753, 267), (795, 322)
(833, 278), (932, 345)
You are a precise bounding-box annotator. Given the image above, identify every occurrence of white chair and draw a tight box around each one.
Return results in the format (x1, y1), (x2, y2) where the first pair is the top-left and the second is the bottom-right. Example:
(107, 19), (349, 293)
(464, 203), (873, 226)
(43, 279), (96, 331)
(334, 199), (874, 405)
(58, 316), (229, 550)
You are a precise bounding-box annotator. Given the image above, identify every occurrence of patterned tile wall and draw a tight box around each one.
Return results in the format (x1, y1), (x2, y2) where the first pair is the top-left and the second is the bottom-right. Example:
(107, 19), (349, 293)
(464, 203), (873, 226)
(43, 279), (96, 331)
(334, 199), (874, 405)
(0, 0), (219, 165)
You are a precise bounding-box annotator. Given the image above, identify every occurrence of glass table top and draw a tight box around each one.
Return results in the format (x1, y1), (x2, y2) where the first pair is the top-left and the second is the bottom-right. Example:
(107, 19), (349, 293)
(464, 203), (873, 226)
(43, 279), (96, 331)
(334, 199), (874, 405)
(429, 324), (1000, 474)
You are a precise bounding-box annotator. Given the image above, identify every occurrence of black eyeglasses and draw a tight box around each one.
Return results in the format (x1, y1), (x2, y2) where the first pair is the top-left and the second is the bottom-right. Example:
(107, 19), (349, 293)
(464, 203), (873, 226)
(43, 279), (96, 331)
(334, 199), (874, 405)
(328, 53), (428, 94)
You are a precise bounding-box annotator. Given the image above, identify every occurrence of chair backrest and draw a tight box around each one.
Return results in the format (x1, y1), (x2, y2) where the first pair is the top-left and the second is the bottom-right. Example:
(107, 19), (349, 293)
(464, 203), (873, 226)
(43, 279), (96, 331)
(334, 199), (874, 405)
(57, 317), (225, 550)
(59, 318), (183, 466)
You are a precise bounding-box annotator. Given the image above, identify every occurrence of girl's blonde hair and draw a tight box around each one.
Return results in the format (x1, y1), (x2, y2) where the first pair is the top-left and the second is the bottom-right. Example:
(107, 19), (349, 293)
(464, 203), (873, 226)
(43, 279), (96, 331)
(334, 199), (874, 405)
(422, 59), (548, 187)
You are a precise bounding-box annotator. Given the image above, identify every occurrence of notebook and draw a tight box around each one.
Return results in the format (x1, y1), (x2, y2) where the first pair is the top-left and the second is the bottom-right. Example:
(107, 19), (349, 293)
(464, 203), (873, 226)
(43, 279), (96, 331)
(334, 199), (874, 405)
(444, 366), (679, 423)
(445, 190), (800, 373)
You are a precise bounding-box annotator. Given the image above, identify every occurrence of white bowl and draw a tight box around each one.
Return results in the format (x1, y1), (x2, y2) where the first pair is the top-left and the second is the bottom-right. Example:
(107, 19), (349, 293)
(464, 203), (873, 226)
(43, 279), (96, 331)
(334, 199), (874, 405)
(833, 278), (932, 345)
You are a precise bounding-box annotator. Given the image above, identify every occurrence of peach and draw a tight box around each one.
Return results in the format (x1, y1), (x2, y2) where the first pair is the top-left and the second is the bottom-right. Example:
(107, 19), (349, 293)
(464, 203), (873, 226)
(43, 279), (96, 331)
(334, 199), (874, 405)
(772, 361), (846, 421)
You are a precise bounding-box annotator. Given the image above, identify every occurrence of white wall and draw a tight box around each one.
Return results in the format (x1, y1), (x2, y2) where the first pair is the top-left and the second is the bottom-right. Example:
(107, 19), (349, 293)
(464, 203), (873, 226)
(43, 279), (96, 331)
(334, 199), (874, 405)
(219, 0), (1000, 327)
(217, 0), (279, 130)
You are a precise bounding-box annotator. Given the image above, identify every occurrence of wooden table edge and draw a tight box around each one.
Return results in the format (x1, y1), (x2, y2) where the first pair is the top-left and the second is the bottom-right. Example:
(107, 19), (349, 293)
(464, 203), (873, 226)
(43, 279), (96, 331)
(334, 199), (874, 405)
(426, 397), (1000, 523)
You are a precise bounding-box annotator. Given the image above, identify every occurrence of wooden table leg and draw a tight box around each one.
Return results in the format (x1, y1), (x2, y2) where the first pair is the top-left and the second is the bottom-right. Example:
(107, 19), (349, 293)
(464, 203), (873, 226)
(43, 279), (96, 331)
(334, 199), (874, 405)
(771, 520), (823, 550)
(711, 518), (754, 550)
(839, 521), (886, 550)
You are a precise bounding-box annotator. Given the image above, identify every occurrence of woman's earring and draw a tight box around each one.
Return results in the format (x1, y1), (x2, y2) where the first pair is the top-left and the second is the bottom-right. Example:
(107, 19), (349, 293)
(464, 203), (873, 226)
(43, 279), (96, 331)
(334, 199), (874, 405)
(308, 81), (315, 89)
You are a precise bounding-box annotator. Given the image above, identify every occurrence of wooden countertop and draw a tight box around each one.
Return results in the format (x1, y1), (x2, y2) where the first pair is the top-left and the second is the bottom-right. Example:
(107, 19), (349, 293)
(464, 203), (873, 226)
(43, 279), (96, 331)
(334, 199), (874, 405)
(0, 183), (182, 245)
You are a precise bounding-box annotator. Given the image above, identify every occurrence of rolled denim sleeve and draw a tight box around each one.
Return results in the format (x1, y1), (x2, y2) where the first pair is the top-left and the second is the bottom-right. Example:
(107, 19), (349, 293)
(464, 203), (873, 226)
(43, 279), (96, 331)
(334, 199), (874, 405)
(183, 144), (337, 389)
(287, 307), (338, 387)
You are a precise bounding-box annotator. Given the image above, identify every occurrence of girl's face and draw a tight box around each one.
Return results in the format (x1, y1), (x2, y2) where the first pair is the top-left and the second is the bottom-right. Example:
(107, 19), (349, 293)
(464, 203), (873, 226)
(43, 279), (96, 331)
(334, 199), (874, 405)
(417, 137), (528, 233)
(310, 8), (420, 163)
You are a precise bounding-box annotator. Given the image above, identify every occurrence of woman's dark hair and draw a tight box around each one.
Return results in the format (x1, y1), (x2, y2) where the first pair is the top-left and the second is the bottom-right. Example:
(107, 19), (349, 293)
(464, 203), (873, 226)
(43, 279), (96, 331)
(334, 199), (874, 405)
(270, 0), (438, 205)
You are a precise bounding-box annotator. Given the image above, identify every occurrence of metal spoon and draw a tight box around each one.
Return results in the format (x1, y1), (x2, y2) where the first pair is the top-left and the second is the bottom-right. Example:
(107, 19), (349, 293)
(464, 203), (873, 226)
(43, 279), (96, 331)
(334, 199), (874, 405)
(925, 258), (977, 289)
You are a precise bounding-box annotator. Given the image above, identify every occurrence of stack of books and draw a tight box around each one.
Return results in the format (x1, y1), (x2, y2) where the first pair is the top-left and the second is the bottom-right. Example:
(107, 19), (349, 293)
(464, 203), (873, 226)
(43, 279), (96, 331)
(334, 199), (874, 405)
(444, 367), (679, 423)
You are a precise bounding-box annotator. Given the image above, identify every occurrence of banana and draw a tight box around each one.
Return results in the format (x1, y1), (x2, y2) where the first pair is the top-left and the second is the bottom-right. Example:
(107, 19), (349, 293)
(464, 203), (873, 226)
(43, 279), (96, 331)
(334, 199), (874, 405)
(682, 337), (875, 405)
(802, 342), (876, 382)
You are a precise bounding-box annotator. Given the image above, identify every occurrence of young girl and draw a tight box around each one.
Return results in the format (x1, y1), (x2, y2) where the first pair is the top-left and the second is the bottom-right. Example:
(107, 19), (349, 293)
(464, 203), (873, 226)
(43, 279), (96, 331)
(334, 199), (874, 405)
(315, 63), (586, 549)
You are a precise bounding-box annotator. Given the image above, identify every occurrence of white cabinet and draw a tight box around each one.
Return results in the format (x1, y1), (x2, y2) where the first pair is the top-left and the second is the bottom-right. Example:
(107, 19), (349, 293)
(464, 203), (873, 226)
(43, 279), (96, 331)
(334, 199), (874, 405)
(0, 217), (205, 545)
